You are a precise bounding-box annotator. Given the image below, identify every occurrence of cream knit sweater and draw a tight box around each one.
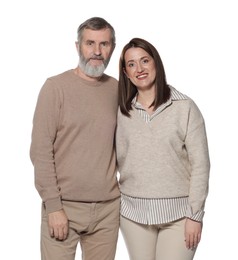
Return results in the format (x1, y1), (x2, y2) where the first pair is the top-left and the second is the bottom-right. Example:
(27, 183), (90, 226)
(116, 90), (210, 214)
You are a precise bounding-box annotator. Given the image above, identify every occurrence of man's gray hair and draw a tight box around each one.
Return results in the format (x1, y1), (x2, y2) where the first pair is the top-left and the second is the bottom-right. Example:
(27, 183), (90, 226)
(77, 17), (116, 46)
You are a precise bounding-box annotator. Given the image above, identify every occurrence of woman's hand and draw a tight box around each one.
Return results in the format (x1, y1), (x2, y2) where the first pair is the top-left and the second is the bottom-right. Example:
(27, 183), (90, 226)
(184, 218), (202, 249)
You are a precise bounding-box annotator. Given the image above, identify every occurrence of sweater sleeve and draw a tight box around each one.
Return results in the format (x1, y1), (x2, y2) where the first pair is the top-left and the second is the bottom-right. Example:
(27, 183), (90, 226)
(185, 100), (210, 215)
(30, 79), (63, 214)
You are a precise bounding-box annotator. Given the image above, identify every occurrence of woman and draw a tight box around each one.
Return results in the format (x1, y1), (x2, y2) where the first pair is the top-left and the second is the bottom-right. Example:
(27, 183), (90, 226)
(116, 38), (210, 260)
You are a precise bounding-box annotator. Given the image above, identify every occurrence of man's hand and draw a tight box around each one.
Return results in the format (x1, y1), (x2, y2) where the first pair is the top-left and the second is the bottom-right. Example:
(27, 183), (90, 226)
(184, 218), (202, 249)
(48, 209), (68, 240)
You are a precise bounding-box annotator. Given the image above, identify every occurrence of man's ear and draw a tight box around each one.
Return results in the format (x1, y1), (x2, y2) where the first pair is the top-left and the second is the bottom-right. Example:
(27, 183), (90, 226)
(75, 41), (80, 54)
(111, 43), (116, 54)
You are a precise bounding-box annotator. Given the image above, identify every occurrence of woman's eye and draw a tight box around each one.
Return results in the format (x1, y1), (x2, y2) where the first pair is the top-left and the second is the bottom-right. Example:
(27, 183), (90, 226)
(128, 63), (135, 68)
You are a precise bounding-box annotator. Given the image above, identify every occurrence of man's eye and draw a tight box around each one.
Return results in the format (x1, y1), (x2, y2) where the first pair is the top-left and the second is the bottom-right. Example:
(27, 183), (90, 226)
(101, 42), (109, 47)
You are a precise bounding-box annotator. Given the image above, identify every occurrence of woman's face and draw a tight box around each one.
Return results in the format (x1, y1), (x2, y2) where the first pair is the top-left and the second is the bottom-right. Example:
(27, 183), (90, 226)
(124, 47), (156, 91)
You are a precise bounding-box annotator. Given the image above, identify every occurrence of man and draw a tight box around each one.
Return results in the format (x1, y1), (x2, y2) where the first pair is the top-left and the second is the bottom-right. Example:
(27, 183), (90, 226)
(30, 17), (120, 260)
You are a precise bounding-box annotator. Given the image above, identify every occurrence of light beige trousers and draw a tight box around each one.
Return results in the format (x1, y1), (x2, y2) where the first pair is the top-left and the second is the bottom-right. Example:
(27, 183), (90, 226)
(120, 216), (197, 260)
(41, 198), (120, 260)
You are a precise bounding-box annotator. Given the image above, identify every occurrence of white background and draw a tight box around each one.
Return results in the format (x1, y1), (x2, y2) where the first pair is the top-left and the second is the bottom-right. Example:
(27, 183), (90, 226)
(0, 0), (237, 259)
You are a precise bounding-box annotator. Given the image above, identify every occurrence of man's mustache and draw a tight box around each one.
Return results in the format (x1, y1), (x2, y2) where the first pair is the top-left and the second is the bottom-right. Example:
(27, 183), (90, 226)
(90, 55), (104, 60)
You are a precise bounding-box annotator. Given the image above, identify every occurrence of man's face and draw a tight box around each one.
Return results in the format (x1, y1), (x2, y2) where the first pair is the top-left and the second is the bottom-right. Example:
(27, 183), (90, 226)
(76, 28), (114, 77)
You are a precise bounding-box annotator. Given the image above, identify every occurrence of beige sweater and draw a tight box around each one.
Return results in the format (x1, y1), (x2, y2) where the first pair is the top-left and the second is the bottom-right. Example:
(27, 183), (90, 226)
(30, 70), (120, 214)
(116, 94), (210, 214)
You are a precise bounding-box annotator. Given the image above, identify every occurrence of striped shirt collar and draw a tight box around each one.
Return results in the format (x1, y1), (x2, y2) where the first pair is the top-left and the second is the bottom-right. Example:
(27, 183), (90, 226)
(170, 86), (188, 100)
(132, 86), (188, 107)
(132, 86), (188, 121)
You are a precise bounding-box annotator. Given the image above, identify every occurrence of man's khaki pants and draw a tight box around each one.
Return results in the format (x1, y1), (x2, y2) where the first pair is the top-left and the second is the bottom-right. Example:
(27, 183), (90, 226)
(41, 198), (120, 260)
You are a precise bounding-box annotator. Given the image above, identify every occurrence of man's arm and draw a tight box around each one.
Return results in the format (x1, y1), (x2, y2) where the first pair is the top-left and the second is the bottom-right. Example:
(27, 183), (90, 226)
(30, 79), (63, 213)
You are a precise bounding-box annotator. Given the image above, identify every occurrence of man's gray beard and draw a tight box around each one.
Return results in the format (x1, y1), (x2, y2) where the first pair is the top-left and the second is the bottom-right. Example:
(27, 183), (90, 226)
(78, 54), (110, 77)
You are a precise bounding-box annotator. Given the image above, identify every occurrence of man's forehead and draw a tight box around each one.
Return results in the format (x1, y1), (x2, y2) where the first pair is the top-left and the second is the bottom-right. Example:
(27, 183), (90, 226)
(82, 28), (111, 42)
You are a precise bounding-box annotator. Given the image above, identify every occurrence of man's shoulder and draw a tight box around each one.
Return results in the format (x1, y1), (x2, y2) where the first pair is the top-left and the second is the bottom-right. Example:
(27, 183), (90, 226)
(101, 74), (118, 89)
(47, 69), (73, 81)
(103, 73), (118, 82)
(43, 70), (77, 91)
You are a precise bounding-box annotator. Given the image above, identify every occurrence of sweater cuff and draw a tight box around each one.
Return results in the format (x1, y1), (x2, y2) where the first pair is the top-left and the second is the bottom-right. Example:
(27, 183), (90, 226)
(45, 197), (63, 215)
